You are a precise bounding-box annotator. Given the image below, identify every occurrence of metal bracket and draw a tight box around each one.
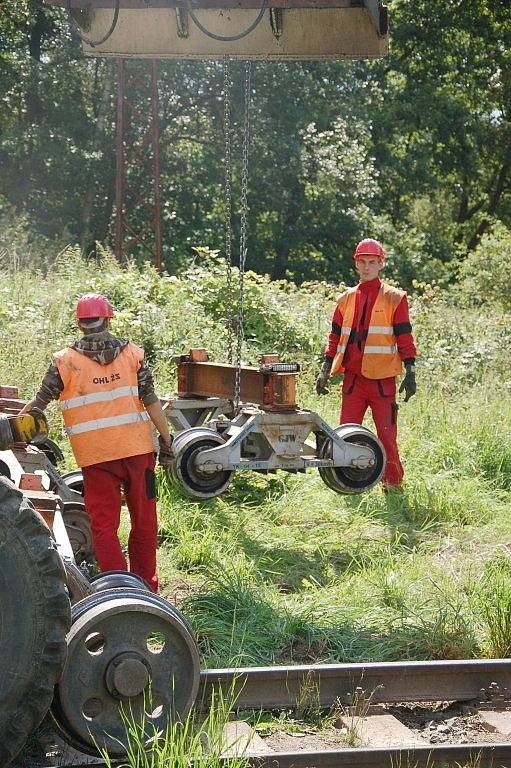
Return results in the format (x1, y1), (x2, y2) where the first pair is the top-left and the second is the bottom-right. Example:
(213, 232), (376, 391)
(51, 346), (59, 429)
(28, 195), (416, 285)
(175, 6), (189, 37)
(193, 408), (375, 472)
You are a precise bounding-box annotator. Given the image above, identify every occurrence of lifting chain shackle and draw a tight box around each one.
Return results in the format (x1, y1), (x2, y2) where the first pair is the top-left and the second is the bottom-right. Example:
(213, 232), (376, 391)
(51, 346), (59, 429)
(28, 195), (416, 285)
(223, 57), (234, 365)
(234, 60), (253, 414)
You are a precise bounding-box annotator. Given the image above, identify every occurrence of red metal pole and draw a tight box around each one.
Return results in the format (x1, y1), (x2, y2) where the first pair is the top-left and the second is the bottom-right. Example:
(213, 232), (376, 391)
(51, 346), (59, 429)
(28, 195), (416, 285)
(114, 58), (125, 262)
(151, 60), (163, 274)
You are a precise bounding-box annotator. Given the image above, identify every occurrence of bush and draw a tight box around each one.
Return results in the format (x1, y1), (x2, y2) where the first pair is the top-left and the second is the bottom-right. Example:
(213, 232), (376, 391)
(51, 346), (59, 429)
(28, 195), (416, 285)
(457, 223), (511, 310)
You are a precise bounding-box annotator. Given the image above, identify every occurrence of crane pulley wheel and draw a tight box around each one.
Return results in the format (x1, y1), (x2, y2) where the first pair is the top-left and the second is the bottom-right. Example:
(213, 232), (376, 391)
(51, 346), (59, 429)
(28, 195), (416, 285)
(51, 588), (201, 756)
(318, 424), (385, 494)
(184, 0), (268, 42)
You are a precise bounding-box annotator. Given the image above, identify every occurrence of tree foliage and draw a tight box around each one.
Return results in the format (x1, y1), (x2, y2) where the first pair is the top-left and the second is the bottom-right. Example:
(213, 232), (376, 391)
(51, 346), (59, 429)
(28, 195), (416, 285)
(0, 0), (510, 289)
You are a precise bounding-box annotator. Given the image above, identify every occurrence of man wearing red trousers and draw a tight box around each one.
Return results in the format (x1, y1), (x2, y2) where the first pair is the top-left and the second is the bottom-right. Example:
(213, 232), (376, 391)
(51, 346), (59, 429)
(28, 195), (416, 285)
(315, 239), (417, 490)
(21, 293), (173, 591)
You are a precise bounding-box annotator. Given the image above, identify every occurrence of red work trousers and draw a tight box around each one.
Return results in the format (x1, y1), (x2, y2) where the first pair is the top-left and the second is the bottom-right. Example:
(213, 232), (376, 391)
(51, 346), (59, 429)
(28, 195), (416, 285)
(339, 372), (404, 487)
(82, 452), (158, 592)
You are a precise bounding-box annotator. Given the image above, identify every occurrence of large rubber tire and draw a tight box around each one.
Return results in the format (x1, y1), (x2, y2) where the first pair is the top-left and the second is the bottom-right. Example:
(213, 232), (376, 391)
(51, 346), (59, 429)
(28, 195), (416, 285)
(0, 477), (71, 767)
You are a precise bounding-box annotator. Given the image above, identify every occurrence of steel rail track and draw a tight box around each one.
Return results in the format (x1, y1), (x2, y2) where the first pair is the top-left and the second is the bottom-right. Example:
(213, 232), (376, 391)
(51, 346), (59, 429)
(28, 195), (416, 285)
(198, 659), (511, 709)
(47, 743), (511, 768)
(39, 660), (511, 768)
(244, 743), (511, 767)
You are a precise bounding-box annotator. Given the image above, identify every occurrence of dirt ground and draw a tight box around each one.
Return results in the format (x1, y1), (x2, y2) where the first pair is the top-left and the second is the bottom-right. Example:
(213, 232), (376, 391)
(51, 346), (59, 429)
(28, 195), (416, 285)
(262, 702), (511, 752)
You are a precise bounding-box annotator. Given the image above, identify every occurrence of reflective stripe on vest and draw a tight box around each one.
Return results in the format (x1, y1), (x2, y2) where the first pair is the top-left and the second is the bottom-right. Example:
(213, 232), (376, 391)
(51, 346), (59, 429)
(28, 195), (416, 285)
(364, 344), (397, 355)
(60, 385), (140, 411)
(65, 410), (150, 436)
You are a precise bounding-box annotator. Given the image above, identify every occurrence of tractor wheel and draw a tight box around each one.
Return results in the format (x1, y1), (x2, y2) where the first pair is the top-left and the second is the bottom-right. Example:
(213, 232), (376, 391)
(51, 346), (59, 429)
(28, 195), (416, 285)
(0, 477), (71, 766)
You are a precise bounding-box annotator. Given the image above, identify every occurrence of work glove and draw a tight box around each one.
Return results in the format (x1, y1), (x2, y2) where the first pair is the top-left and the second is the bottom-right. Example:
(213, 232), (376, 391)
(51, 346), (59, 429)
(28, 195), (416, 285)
(315, 359), (332, 396)
(158, 435), (174, 467)
(399, 362), (416, 403)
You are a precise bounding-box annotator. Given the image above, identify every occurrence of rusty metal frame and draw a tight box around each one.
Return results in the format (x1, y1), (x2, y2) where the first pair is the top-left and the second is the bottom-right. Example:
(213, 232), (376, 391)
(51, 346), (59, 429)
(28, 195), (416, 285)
(177, 352), (299, 412)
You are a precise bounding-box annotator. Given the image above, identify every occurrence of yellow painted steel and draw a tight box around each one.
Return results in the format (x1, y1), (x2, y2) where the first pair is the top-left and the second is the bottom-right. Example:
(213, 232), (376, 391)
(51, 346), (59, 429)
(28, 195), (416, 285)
(9, 410), (48, 445)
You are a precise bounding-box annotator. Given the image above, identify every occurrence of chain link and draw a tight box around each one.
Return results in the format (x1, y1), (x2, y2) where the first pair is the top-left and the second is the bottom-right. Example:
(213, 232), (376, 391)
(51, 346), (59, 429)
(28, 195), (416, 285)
(223, 57), (234, 364)
(234, 60), (253, 414)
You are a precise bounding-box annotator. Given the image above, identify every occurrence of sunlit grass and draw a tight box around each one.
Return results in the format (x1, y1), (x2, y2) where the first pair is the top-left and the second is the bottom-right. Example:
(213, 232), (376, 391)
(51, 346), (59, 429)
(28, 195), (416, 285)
(2, 252), (511, 670)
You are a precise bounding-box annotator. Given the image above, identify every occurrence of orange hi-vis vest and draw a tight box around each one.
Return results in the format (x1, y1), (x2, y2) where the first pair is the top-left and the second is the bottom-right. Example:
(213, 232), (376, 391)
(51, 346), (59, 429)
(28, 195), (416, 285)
(53, 343), (155, 468)
(331, 282), (405, 379)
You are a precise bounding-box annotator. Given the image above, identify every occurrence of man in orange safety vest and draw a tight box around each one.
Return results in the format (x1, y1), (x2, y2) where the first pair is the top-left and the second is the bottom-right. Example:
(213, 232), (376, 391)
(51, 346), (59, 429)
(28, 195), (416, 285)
(21, 293), (173, 591)
(315, 239), (417, 490)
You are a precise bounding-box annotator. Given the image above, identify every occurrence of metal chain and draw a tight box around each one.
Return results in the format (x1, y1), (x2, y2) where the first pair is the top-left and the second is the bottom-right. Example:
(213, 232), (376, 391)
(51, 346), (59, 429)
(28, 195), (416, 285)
(223, 58), (234, 364)
(234, 60), (253, 414)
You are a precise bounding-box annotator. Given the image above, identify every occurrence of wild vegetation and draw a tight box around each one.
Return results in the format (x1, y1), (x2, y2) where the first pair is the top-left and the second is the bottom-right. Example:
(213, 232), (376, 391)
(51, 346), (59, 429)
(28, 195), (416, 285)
(1, 1), (510, 285)
(3, 3), (511, 764)
(1, 236), (510, 671)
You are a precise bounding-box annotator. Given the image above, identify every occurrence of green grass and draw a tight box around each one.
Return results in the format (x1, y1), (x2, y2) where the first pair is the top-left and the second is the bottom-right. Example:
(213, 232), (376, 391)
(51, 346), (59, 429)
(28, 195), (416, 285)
(98, 688), (249, 768)
(159, 378), (511, 666)
(2, 249), (511, 670)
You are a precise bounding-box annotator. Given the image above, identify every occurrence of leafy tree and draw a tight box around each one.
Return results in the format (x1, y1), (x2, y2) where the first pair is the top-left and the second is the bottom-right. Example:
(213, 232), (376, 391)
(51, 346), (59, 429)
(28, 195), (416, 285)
(369, 0), (511, 257)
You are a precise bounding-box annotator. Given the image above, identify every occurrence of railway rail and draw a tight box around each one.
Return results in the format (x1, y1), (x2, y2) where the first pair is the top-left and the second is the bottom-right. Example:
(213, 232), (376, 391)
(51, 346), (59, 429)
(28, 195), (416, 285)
(18, 659), (511, 768)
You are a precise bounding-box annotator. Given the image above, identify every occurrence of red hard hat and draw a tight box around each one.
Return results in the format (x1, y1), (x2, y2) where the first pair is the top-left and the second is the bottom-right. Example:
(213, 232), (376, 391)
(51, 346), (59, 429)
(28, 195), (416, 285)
(353, 238), (385, 260)
(75, 293), (114, 319)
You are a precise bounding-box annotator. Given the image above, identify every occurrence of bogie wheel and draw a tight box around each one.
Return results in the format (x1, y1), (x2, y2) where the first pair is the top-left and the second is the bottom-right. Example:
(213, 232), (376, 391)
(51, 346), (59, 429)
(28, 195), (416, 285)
(169, 428), (232, 500)
(50, 588), (201, 757)
(62, 501), (95, 563)
(90, 570), (150, 592)
(0, 477), (71, 767)
(318, 424), (385, 494)
(61, 469), (84, 497)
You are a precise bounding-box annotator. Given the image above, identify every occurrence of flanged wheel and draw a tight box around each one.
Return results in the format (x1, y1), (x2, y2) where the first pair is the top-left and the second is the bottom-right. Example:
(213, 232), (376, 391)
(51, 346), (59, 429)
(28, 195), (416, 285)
(61, 469), (84, 497)
(318, 423), (385, 494)
(0, 477), (71, 767)
(90, 570), (150, 592)
(62, 500), (95, 563)
(169, 428), (232, 500)
(50, 588), (201, 756)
